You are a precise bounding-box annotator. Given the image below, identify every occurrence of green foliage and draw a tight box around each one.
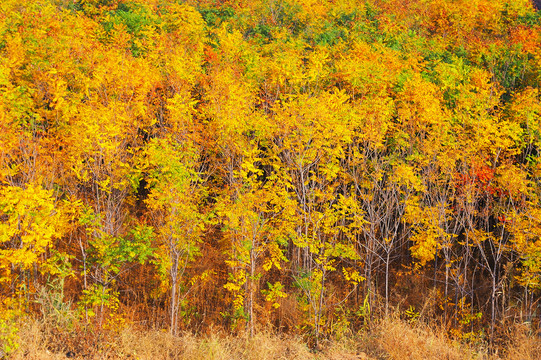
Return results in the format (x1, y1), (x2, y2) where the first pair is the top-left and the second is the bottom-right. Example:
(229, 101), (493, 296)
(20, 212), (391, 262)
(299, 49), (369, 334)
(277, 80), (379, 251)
(80, 208), (154, 282)
(199, 6), (235, 28)
(357, 293), (371, 328)
(313, 22), (347, 46)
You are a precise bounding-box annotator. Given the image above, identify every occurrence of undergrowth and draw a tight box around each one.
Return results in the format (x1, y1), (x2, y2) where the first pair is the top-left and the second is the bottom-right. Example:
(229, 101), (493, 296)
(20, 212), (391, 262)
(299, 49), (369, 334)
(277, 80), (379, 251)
(9, 314), (541, 360)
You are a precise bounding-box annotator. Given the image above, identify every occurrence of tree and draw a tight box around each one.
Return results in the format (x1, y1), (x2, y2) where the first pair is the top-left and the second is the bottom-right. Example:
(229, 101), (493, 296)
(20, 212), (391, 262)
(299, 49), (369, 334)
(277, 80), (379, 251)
(142, 137), (208, 335)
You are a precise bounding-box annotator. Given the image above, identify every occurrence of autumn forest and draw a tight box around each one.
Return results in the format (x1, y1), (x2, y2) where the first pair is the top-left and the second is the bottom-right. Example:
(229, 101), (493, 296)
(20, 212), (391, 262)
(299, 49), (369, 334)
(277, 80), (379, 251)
(2, 0), (541, 357)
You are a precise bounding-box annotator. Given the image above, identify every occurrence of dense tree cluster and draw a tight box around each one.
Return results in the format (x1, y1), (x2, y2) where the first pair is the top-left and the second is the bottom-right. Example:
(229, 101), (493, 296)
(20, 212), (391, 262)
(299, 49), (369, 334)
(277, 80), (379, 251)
(1, 0), (541, 351)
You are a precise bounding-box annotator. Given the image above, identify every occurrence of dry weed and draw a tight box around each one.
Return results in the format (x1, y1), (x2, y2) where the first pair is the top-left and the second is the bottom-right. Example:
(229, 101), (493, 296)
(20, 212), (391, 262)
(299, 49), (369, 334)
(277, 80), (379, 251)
(502, 324), (541, 360)
(10, 316), (541, 360)
(370, 317), (486, 360)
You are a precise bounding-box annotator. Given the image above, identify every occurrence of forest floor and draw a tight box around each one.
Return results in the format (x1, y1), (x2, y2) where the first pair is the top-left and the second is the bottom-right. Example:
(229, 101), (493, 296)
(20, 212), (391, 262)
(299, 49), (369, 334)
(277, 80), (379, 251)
(10, 316), (541, 360)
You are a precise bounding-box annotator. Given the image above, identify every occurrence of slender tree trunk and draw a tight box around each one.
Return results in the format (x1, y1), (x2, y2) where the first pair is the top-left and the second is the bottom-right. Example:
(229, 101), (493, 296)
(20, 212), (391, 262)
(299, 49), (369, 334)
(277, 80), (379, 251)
(385, 250), (390, 317)
(79, 238), (89, 322)
(170, 253), (179, 335)
(490, 274), (496, 345)
(248, 247), (256, 337)
(314, 268), (326, 349)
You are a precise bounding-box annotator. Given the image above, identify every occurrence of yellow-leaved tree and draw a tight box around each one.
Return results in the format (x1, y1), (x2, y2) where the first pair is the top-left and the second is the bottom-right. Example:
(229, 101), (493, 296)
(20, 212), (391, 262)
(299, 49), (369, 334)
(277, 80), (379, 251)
(0, 182), (75, 296)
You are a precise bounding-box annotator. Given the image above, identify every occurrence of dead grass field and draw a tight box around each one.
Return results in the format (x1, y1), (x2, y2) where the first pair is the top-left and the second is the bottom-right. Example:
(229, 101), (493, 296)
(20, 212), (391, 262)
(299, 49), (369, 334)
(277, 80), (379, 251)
(10, 315), (541, 360)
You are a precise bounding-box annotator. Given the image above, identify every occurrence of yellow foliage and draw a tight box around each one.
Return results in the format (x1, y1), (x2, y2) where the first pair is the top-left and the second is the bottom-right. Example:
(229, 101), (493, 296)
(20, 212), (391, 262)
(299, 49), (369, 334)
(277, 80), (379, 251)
(507, 209), (541, 289)
(0, 183), (68, 282)
(406, 197), (452, 266)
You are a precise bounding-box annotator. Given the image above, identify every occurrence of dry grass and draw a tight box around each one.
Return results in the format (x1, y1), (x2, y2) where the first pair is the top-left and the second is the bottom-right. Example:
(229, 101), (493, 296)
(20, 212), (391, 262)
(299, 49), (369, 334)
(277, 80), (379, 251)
(12, 320), (318, 360)
(114, 329), (316, 360)
(501, 324), (541, 360)
(9, 316), (541, 360)
(367, 317), (485, 360)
